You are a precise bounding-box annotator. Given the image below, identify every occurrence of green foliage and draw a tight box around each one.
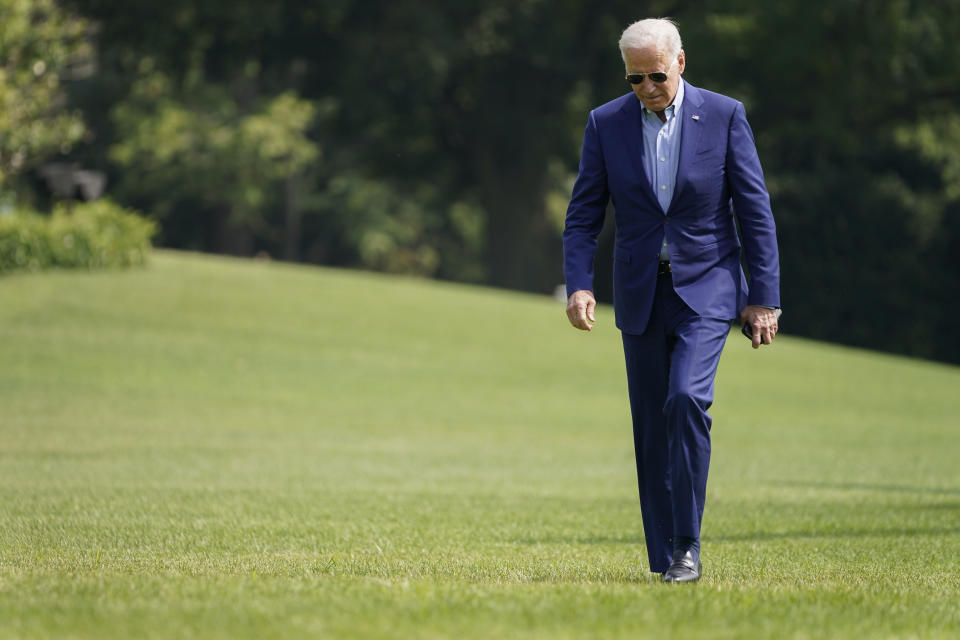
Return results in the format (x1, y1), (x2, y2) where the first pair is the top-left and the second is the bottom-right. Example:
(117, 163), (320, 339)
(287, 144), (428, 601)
(38, 1), (960, 362)
(1, 251), (959, 638)
(677, 1), (960, 363)
(0, 0), (89, 189)
(896, 114), (960, 203)
(109, 74), (317, 232)
(0, 199), (155, 273)
(314, 173), (485, 279)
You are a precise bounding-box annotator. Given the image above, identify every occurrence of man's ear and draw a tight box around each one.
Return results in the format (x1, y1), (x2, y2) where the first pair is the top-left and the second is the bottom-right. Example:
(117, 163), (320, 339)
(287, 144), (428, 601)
(677, 50), (686, 75)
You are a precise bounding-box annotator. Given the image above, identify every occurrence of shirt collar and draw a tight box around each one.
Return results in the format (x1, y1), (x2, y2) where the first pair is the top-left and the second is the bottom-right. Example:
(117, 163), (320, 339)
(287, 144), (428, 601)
(642, 78), (685, 122)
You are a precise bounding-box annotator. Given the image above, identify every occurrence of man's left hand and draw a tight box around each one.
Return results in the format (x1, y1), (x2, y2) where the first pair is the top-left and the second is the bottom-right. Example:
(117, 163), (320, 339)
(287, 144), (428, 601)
(740, 305), (779, 349)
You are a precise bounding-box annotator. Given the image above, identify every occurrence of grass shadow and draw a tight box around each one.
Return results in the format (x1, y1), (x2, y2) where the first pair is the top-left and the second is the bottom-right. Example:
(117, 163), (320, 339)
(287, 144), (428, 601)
(775, 480), (960, 496)
(705, 525), (960, 543)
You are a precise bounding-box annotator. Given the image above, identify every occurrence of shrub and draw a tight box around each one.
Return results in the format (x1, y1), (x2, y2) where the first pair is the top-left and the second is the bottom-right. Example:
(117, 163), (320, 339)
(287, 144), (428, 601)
(0, 199), (156, 274)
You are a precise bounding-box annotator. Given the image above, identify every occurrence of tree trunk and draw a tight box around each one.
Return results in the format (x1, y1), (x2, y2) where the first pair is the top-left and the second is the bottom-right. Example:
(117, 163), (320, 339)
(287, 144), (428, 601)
(282, 174), (301, 262)
(475, 146), (562, 294)
(208, 205), (254, 257)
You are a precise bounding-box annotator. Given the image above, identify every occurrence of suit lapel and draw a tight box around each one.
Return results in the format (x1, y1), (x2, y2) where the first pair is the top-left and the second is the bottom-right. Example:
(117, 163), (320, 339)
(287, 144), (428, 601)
(619, 96), (660, 210)
(670, 80), (705, 214)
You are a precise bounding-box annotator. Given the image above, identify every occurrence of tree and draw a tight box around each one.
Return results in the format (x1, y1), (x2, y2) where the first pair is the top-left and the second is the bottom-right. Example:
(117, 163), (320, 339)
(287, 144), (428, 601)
(688, 0), (960, 360)
(49, 0), (960, 362)
(0, 0), (89, 194)
(109, 74), (317, 256)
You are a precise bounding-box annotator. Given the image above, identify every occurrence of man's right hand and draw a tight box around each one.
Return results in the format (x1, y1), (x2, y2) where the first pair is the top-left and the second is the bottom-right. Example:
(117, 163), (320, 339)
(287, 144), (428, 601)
(566, 290), (597, 331)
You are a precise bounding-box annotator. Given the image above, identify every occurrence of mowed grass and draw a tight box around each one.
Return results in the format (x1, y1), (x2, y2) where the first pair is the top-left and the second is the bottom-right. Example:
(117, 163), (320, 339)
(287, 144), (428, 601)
(1, 249), (958, 639)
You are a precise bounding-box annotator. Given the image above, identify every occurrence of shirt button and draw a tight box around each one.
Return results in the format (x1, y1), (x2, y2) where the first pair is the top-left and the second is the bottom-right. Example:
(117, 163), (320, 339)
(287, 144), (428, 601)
(661, 185), (667, 190)
(660, 157), (666, 162)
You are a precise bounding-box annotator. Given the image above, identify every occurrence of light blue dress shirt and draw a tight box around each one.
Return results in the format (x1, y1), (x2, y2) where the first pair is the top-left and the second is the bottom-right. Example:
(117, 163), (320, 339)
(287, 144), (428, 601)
(640, 80), (684, 261)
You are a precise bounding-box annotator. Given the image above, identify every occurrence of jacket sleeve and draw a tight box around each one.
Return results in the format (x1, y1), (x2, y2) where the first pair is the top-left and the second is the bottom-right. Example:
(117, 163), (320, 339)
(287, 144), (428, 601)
(725, 101), (781, 308)
(563, 110), (610, 297)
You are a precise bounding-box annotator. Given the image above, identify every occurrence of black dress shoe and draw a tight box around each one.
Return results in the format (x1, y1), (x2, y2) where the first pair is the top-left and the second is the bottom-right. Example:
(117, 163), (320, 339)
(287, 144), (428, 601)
(662, 550), (701, 583)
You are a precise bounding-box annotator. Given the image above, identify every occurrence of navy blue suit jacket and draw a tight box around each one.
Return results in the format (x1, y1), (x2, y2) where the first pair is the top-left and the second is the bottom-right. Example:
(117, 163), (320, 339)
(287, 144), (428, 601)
(563, 80), (781, 335)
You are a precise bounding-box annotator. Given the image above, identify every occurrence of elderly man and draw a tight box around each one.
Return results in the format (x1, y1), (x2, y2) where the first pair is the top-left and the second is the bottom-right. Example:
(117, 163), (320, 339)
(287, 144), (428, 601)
(563, 18), (780, 583)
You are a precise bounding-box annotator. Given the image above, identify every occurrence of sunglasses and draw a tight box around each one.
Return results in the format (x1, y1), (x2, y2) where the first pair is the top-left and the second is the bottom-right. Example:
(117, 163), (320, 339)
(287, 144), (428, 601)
(625, 71), (669, 84)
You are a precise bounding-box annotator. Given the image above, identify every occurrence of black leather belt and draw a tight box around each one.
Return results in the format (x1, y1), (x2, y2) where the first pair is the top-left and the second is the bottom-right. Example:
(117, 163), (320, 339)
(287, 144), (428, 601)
(658, 261), (671, 275)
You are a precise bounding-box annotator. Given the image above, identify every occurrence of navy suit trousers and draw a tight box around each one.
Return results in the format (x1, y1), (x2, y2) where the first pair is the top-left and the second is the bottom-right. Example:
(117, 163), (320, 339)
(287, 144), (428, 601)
(621, 271), (730, 573)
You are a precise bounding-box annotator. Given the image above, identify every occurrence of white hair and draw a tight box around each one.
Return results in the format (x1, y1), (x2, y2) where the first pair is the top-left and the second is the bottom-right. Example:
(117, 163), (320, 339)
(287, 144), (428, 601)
(618, 18), (682, 63)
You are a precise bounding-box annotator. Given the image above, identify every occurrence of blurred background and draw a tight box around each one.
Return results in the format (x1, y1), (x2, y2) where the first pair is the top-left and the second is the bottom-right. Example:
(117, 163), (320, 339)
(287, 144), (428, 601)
(3, 0), (959, 364)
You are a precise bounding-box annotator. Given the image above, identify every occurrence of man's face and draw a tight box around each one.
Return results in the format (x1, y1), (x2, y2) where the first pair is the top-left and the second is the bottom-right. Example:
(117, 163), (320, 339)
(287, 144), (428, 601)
(623, 46), (685, 113)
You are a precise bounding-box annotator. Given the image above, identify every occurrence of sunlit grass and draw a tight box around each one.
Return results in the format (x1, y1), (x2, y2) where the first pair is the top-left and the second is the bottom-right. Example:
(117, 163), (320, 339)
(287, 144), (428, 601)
(1, 249), (958, 638)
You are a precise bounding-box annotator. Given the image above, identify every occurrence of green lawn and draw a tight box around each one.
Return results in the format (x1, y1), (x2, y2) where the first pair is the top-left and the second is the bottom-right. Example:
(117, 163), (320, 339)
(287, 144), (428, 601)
(1, 249), (958, 639)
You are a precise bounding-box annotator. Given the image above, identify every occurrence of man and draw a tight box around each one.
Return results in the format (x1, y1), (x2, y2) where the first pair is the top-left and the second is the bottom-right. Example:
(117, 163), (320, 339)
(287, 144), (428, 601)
(562, 18), (780, 583)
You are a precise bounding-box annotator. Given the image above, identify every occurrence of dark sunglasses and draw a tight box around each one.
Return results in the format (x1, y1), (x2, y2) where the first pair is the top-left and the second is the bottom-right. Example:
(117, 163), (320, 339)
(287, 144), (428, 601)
(625, 71), (669, 84)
